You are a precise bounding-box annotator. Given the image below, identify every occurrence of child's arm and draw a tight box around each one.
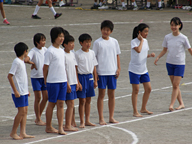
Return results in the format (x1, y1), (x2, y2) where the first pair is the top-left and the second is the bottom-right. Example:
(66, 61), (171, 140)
(115, 55), (121, 79)
(75, 66), (82, 91)
(93, 66), (98, 89)
(154, 47), (167, 65)
(188, 48), (192, 56)
(24, 56), (37, 70)
(147, 52), (155, 58)
(133, 34), (144, 53)
(67, 82), (72, 93)
(43, 64), (49, 85)
(7, 74), (20, 98)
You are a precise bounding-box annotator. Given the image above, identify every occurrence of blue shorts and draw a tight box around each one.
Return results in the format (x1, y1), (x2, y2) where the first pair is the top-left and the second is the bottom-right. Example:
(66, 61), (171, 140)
(31, 78), (47, 91)
(129, 71), (150, 84)
(98, 75), (117, 89)
(166, 63), (185, 78)
(12, 94), (28, 108)
(47, 82), (67, 103)
(66, 84), (77, 100)
(77, 74), (95, 99)
(0, 0), (3, 3)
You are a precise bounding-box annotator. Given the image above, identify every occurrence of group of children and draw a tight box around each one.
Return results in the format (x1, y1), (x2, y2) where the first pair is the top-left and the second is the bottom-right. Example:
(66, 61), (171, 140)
(8, 17), (192, 140)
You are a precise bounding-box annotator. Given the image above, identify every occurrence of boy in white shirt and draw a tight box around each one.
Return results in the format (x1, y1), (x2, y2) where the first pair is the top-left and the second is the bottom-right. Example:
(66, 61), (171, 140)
(62, 35), (78, 131)
(93, 20), (121, 125)
(43, 27), (67, 135)
(75, 33), (98, 128)
(24, 33), (48, 126)
(8, 42), (35, 140)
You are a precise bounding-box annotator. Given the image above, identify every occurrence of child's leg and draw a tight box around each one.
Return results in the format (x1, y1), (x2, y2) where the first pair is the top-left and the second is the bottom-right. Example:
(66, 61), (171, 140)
(132, 84), (142, 117)
(64, 100), (78, 131)
(140, 82), (153, 114)
(20, 106), (34, 138)
(56, 100), (67, 135)
(0, 2), (6, 19)
(175, 88), (185, 110)
(10, 107), (25, 140)
(85, 97), (95, 126)
(71, 107), (76, 127)
(108, 89), (118, 123)
(40, 90), (48, 116)
(45, 102), (58, 133)
(97, 88), (107, 125)
(79, 98), (86, 128)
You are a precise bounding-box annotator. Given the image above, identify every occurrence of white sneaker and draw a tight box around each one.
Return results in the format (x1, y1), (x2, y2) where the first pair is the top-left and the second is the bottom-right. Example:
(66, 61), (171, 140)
(59, 1), (65, 7)
(133, 6), (139, 10)
(117, 6), (127, 10)
(98, 5), (109, 9)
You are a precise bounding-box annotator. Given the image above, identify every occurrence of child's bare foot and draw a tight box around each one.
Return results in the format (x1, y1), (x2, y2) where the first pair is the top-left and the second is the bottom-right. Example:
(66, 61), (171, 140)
(169, 107), (174, 111)
(35, 120), (46, 126)
(10, 133), (23, 140)
(45, 127), (58, 133)
(133, 113), (143, 117)
(79, 123), (85, 128)
(64, 126), (78, 131)
(20, 134), (35, 139)
(85, 121), (96, 126)
(99, 120), (107, 125)
(140, 109), (153, 115)
(71, 122), (77, 127)
(109, 118), (119, 123)
(175, 105), (185, 110)
(58, 129), (67, 135)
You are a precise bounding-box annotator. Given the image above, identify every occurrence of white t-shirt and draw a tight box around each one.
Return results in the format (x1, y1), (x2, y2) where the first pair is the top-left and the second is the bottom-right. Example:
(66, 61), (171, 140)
(162, 33), (191, 65)
(44, 45), (67, 83)
(128, 38), (149, 75)
(92, 37), (121, 75)
(65, 51), (78, 85)
(75, 49), (98, 74)
(28, 47), (47, 78)
(9, 58), (28, 95)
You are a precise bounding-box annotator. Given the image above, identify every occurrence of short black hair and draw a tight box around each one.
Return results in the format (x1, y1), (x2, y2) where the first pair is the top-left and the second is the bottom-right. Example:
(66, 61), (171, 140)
(170, 17), (183, 31)
(63, 29), (70, 37)
(14, 42), (28, 57)
(78, 33), (92, 43)
(101, 20), (114, 31)
(50, 27), (64, 43)
(62, 35), (75, 46)
(132, 23), (149, 39)
(33, 33), (46, 47)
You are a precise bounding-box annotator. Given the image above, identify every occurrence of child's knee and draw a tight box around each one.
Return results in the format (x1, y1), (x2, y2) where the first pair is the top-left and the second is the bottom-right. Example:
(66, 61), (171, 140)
(79, 99), (86, 106)
(57, 101), (64, 108)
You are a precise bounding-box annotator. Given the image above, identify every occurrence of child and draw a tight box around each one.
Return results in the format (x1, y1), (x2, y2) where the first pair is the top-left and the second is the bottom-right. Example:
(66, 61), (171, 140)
(8, 42), (34, 140)
(24, 33), (48, 126)
(92, 20), (121, 125)
(154, 17), (192, 111)
(31, 0), (62, 19)
(62, 35), (78, 131)
(43, 27), (67, 135)
(128, 23), (155, 117)
(0, 0), (10, 24)
(75, 33), (98, 128)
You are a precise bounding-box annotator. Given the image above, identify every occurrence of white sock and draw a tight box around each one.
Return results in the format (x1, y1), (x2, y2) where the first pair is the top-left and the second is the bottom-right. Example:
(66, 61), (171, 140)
(99, 2), (102, 6)
(133, 2), (137, 7)
(3, 18), (7, 20)
(122, 2), (125, 7)
(147, 2), (150, 7)
(50, 7), (57, 16)
(33, 5), (40, 15)
(158, 1), (161, 7)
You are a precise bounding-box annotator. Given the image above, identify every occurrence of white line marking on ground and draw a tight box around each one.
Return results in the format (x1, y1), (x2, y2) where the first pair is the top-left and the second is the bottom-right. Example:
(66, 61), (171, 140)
(109, 125), (139, 144)
(94, 131), (112, 144)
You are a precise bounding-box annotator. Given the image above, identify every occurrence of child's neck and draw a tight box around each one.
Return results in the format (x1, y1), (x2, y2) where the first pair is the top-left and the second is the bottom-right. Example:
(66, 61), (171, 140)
(81, 48), (89, 52)
(52, 43), (60, 49)
(172, 31), (180, 36)
(36, 46), (42, 49)
(18, 55), (24, 61)
(102, 36), (109, 40)
(64, 48), (70, 53)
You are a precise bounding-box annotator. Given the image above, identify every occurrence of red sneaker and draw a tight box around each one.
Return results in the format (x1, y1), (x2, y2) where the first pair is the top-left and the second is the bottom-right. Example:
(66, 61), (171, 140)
(3, 19), (10, 25)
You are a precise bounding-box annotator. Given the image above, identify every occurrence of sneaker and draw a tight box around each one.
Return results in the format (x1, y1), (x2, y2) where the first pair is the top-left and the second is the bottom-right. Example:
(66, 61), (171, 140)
(3, 19), (10, 25)
(31, 15), (41, 19)
(146, 6), (152, 10)
(133, 6), (139, 10)
(117, 6), (127, 10)
(91, 4), (100, 9)
(59, 1), (65, 7)
(54, 13), (62, 19)
(98, 5), (109, 9)
(156, 7), (163, 10)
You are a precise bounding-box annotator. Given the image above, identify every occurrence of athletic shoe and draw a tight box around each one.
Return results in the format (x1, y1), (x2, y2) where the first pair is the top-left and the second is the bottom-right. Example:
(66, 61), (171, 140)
(98, 5), (109, 9)
(91, 4), (100, 9)
(146, 6), (152, 10)
(31, 15), (41, 19)
(133, 6), (139, 10)
(54, 13), (62, 19)
(3, 19), (10, 25)
(59, 1), (65, 7)
(117, 6), (127, 10)
(156, 7), (163, 10)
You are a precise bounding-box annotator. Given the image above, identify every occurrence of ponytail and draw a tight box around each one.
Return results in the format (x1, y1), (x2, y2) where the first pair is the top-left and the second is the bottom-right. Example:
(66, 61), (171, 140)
(132, 23), (149, 39)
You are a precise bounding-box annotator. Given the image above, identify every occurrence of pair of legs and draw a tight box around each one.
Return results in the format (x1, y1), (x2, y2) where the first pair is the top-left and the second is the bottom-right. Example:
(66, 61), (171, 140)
(79, 97), (95, 128)
(0, 2), (10, 24)
(10, 106), (34, 140)
(131, 82), (153, 117)
(169, 76), (184, 111)
(97, 88), (118, 125)
(45, 100), (66, 135)
(64, 100), (78, 131)
(34, 90), (48, 125)
(146, 0), (162, 8)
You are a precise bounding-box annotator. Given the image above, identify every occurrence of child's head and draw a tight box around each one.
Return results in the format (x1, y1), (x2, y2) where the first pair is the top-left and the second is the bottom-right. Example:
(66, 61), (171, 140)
(33, 33), (46, 48)
(78, 33), (92, 50)
(62, 35), (75, 51)
(101, 20), (114, 38)
(14, 42), (28, 58)
(63, 29), (70, 37)
(170, 17), (183, 32)
(132, 23), (149, 39)
(50, 27), (65, 45)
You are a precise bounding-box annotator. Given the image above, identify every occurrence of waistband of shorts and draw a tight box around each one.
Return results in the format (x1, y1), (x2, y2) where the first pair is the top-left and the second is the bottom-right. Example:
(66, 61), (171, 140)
(78, 73), (92, 76)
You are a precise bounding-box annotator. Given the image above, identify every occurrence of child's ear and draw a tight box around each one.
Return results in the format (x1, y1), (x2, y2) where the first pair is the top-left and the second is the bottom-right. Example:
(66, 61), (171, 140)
(80, 42), (83, 46)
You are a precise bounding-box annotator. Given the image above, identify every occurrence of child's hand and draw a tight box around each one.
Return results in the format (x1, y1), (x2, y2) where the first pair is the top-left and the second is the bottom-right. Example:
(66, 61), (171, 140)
(115, 69), (120, 79)
(97, 75), (99, 81)
(137, 33), (143, 41)
(28, 92), (30, 97)
(76, 84), (79, 91)
(31, 64), (37, 70)
(150, 53), (155, 57)
(94, 81), (98, 89)
(67, 85), (72, 93)
(78, 83), (82, 91)
(154, 57), (159, 65)
(14, 91), (20, 98)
